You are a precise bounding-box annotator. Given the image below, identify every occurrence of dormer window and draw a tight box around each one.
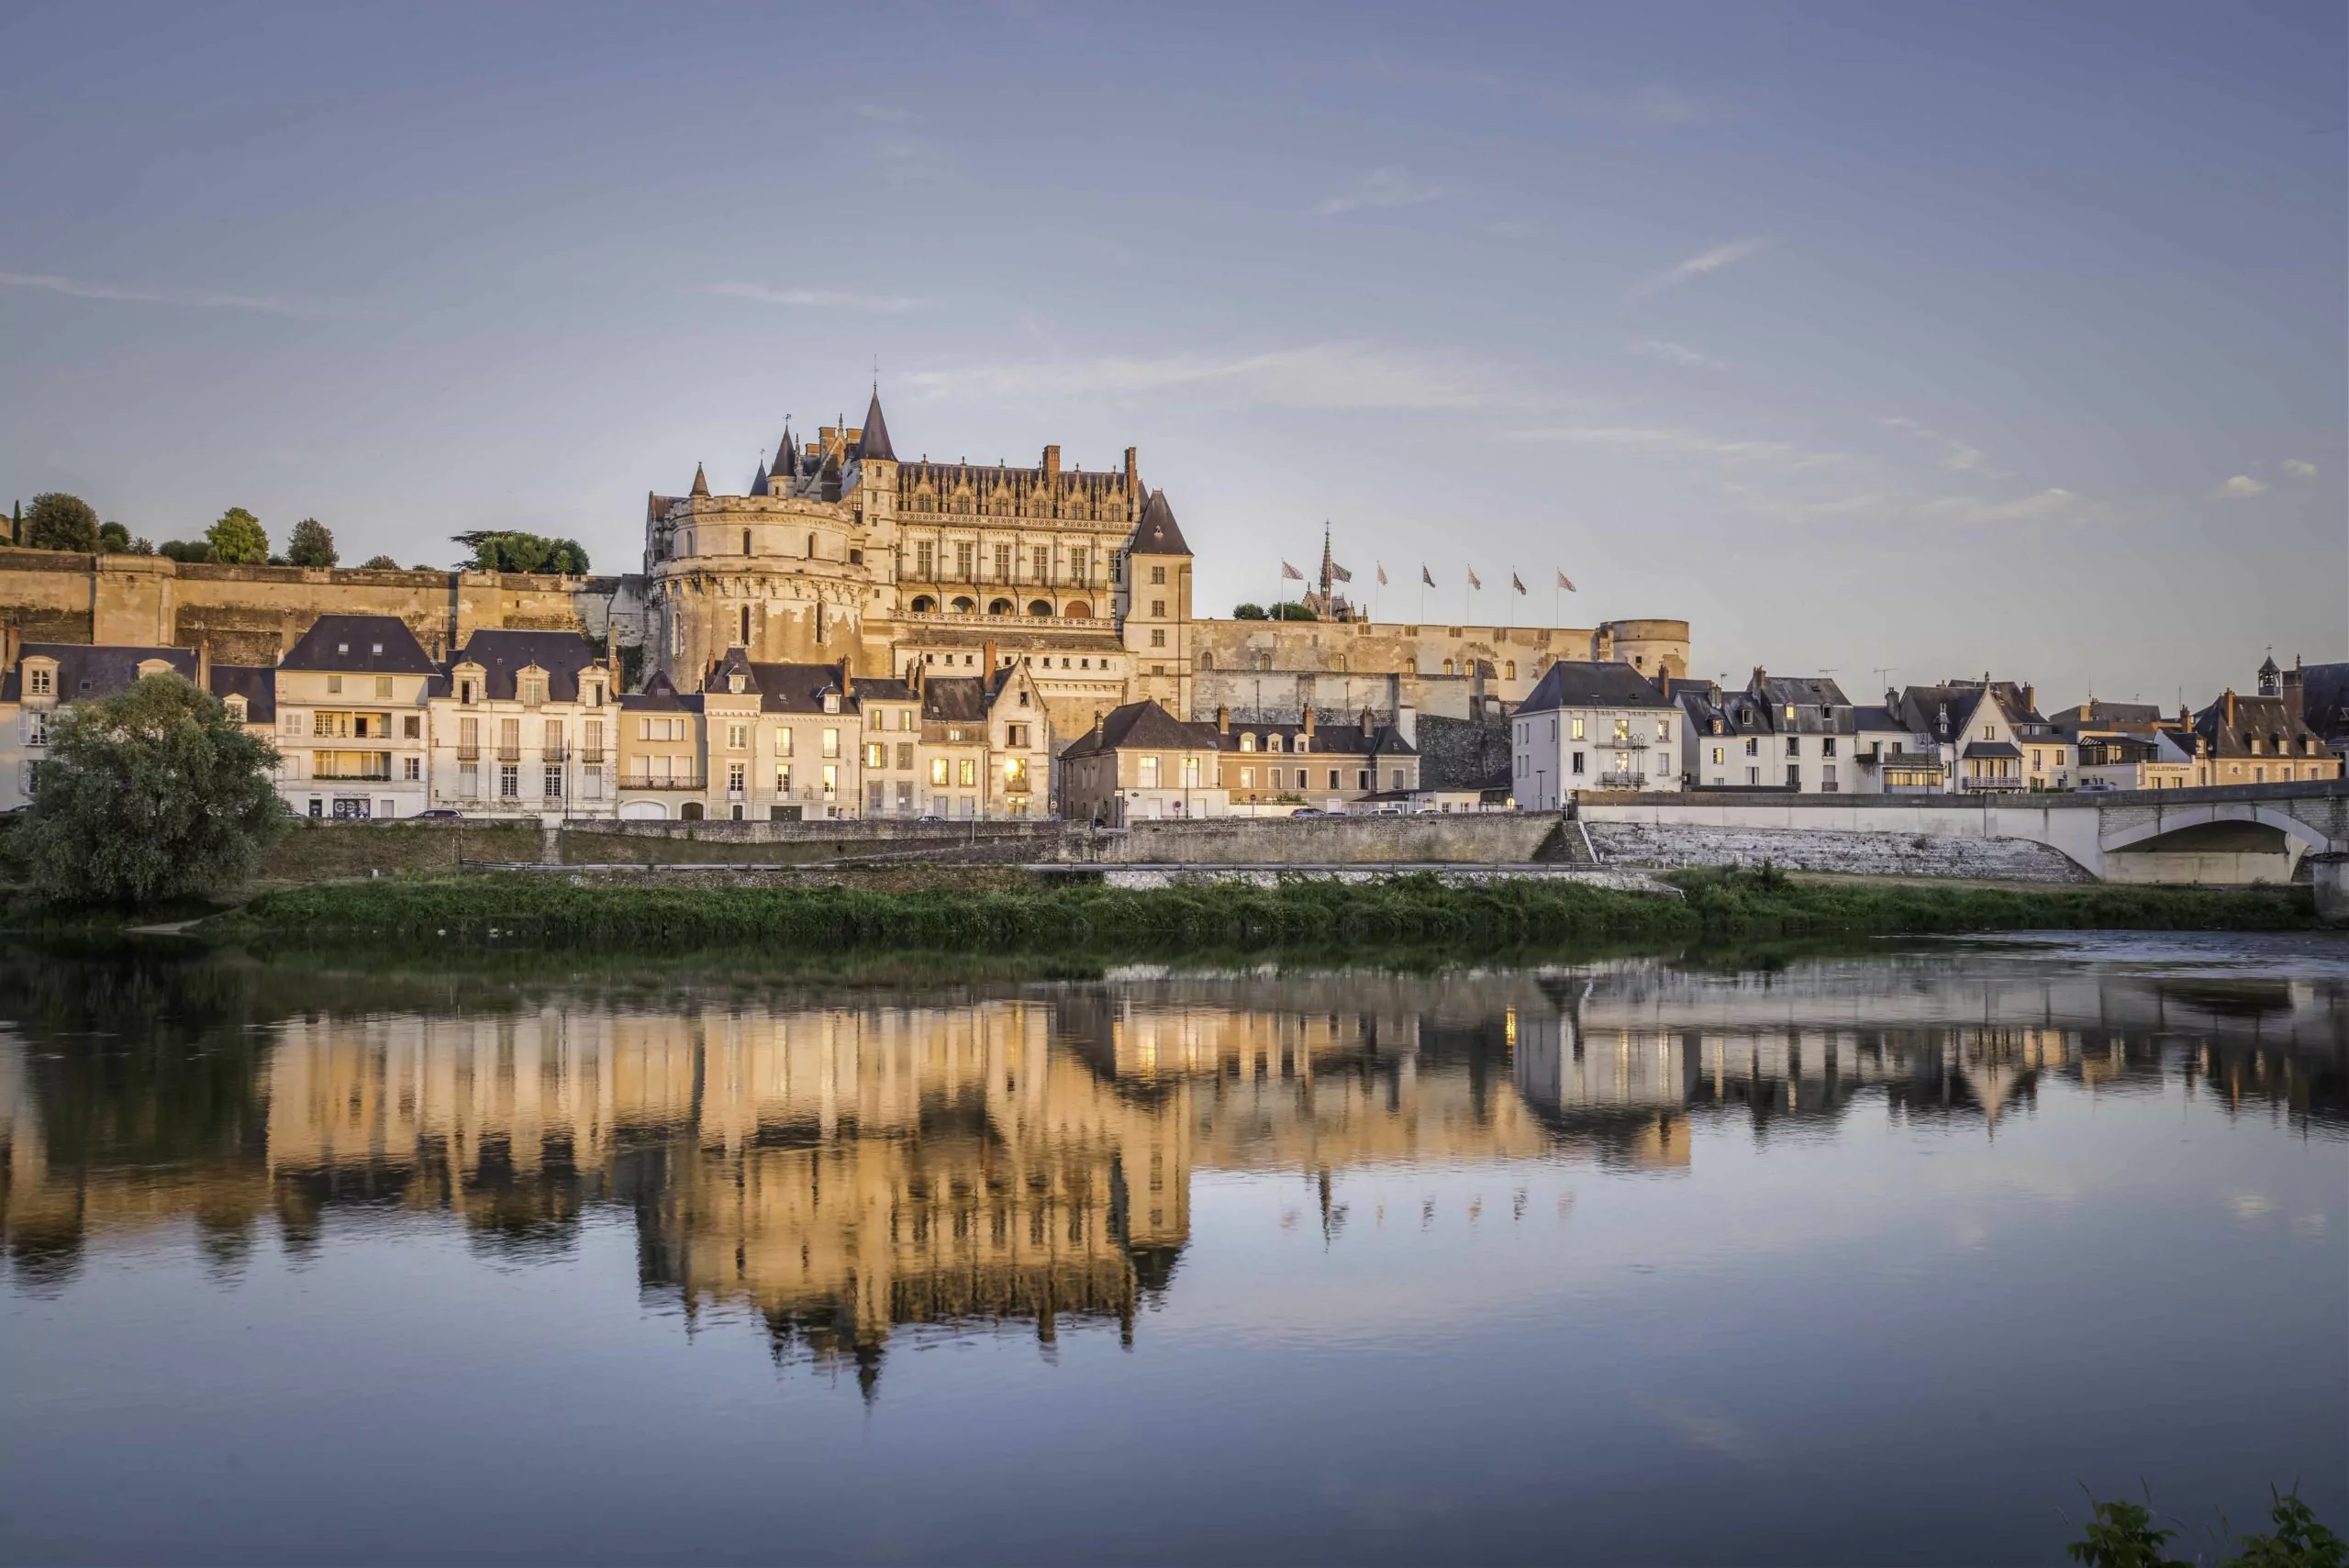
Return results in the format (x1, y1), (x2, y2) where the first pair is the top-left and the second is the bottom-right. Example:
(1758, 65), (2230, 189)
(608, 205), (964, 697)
(1240, 734), (1256, 752)
(225, 695), (247, 723)
(26, 664), (54, 697)
(372, 643), (384, 655)
(336, 642), (349, 655)
(823, 692), (839, 714)
(729, 673), (746, 695)
(460, 680), (478, 705)
(522, 675), (547, 706)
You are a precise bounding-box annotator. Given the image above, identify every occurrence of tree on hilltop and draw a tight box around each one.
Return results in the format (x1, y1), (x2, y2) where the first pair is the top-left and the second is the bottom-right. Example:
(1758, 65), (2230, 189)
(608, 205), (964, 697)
(285, 517), (338, 568)
(206, 507), (268, 565)
(23, 493), (100, 552)
(17, 674), (285, 906)
(359, 553), (401, 570)
(451, 530), (591, 574)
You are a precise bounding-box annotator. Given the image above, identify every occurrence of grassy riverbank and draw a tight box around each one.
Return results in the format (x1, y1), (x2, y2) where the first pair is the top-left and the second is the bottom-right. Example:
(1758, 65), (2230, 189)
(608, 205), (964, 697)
(195, 868), (2323, 953)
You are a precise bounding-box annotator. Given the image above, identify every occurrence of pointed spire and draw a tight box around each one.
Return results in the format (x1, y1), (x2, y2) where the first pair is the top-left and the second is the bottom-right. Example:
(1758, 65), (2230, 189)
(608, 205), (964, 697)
(690, 462), (710, 498)
(749, 455), (770, 498)
(857, 386), (896, 462)
(771, 426), (796, 480)
(1132, 488), (1192, 557)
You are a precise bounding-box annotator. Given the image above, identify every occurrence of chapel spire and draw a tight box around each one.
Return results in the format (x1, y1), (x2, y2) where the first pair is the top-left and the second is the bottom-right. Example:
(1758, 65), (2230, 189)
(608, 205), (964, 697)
(857, 387), (896, 462)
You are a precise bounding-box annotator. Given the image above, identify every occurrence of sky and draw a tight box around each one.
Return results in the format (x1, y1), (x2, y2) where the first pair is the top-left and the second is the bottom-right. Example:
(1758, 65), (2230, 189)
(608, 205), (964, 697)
(2, 0), (2342, 707)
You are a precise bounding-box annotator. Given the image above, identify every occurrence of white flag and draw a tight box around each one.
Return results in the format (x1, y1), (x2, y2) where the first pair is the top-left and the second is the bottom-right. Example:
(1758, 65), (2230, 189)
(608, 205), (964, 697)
(1280, 561), (1305, 581)
(1376, 562), (1388, 585)
(1556, 570), (1576, 593)
(1466, 566), (1482, 591)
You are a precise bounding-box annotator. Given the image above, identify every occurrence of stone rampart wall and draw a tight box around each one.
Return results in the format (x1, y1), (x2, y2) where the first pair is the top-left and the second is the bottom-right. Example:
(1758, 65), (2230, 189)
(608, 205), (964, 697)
(0, 550), (629, 665)
(1091, 811), (1564, 865)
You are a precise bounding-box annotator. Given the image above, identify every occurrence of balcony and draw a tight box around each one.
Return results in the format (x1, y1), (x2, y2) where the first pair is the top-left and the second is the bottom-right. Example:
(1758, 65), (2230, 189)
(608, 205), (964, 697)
(900, 607), (1116, 632)
(579, 749), (606, 765)
(312, 768), (393, 783)
(623, 773), (707, 791)
(543, 744), (570, 762)
(496, 748), (521, 762)
(1595, 772), (1647, 790)
(455, 745), (481, 762)
(1959, 775), (2027, 792)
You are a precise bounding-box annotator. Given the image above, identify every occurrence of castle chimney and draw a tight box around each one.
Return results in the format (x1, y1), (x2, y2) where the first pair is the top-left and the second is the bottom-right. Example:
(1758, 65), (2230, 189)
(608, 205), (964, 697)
(1660, 672), (1671, 699)
(2224, 689), (2236, 727)
(839, 662), (852, 700)
(984, 639), (998, 673)
(2022, 683), (2035, 715)
(1750, 665), (1765, 694)
(1042, 444), (1061, 482)
(2283, 660), (2305, 720)
(1302, 706), (1317, 739)
(196, 638), (212, 690)
(1216, 704), (1230, 734)
(1122, 447), (1138, 491)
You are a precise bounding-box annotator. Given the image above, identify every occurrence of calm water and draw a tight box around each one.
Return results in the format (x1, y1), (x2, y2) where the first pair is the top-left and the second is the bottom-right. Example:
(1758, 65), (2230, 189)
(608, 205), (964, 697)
(2, 934), (2343, 1566)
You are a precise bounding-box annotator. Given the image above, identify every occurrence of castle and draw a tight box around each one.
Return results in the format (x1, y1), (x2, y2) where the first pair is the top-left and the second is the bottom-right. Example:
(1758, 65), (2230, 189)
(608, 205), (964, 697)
(0, 387), (1689, 748)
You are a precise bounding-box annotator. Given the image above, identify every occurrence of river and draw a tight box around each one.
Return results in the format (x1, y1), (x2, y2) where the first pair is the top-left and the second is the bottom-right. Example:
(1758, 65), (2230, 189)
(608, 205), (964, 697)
(2, 932), (2343, 1565)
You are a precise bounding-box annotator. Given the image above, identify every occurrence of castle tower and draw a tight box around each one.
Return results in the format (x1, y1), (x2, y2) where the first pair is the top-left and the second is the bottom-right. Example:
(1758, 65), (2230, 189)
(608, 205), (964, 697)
(1121, 489), (1194, 714)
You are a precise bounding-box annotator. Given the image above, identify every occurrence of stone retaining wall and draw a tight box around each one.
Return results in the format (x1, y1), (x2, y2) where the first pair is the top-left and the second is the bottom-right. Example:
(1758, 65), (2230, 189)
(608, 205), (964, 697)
(1585, 821), (2093, 883)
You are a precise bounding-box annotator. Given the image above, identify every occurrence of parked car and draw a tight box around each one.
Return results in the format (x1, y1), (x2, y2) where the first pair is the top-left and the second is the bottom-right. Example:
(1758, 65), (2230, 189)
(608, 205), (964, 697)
(417, 808), (462, 819)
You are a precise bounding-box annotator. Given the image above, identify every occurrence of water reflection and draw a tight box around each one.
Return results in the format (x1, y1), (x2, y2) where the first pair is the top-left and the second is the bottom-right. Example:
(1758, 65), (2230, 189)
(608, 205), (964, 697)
(3, 940), (2342, 1394)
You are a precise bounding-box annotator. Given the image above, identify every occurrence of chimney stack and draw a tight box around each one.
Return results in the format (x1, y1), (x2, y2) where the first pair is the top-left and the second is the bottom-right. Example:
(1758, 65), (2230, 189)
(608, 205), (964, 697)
(1216, 704), (1230, 734)
(2224, 689), (2236, 727)
(2283, 661), (2306, 720)
(1751, 665), (1766, 694)
(984, 639), (998, 674)
(840, 662), (852, 701)
(1042, 444), (1061, 482)
(2022, 683), (2035, 715)
(1302, 705), (1317, 739)
(1122, 447), (1139, 491)
(196, 638), (212, 690)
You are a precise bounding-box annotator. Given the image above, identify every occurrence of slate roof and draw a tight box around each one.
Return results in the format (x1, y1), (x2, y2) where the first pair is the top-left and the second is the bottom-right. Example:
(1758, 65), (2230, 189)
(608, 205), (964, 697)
(1894, 682), (1991, 745)
(620, 671), (700, 713)
(1211, 717), (1416, 758)
(1748, 673), (1855, 735)
(742, 661), (852, 716)
(3, 642), (195, 703)
(2190, 689), (2332, 759)
(1515, 661), (1673, 715)
(2048, 697), (2163, 736)
(2299, 662), (2349, 744)
(1130, 489), (1191, 557)
(281, 615), (437, 674)
(1853, 704), (1910, 735)
(1059, 699), (1220, 759)
(207, 664), (277, 724)
(1678, 684), (1771, 737)
(1962, 740), (2022, 761)
(920, 674), (992, 725)
(689, 462), (711, 498)
(450, 630), (608, 703)
(857, 390), (896, 462)
(771, 427), (798, 480)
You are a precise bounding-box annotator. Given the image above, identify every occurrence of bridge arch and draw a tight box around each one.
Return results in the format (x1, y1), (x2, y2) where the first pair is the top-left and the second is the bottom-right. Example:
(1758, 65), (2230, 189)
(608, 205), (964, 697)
(2099, 803), (2330, 857)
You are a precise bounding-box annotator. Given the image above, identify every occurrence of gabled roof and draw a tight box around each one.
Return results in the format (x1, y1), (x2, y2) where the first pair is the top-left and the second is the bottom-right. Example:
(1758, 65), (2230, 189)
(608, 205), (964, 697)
(282, 615), (436, 674)
(702, 644), (762, 699)
(857, 390), (896, 462)
(920, 674), (991, 725)
(1060, 699), (1220, 759)
(1677, 684), (1770, 736)
(1213, 717), (1416, 758)
(3, 642), (195, 703)
(1853, 704), (1909, 734)
(207, 664), (276, 724)
(1515, 661), (1672, 715)
(621, 670), (699, 712)
(450, 630), (608, 703)
(1894, 682), (1990, 745)
(647, 491), (674, 525)
(1130, 489), (1191, 557)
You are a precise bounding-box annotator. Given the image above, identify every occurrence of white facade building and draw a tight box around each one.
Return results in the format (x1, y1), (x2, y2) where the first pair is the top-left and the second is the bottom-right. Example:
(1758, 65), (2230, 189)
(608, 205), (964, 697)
(1511, 662), (1681, 808)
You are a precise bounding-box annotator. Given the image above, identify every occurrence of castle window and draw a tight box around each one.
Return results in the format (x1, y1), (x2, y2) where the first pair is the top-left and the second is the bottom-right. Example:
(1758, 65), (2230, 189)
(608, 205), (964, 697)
(1151, 565), (1166, 585)
(27, 666), (52, 697)
(988, 598), (1013, 616)
(742, 529), (752, 556)
(1197, 653), (1214, 671)
(916, 542), (934, 579)
(807, 532), (817, 558)
(740, 606), (752, 644)
(1151, 629), (1165, 648)
(955, 541), (974, 578)
(1506, 662), (1517, 680)
(951, 596), (976, 614)
(994, 543), (1012, 580)
(1028, 600), (1052, 617)
(910, 595), (936, 614)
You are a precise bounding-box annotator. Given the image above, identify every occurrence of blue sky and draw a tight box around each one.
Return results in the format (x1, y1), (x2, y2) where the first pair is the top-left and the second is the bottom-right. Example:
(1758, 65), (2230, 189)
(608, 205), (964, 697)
(3, 1), (2341, 705)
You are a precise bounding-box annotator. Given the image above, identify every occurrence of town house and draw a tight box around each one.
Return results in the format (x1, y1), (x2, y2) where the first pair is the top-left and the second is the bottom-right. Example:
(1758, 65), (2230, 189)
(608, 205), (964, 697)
(616, 672), (707, 819)
(1058, 699), (1230, 824)
(429, 630), (620, 820)
(1511, 662), (1680, 808)
(273, 615), (435, 819)
(0, 641), (198, 811)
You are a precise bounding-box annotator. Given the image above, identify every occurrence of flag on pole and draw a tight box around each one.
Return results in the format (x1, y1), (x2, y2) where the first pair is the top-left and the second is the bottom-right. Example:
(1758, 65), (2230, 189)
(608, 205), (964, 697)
(1376, 562), (1388, 585)
(1280, 561), (1305, 581)
(1556, 570), (1577, 593)
(1330, 562), (1353, 584)
(1511, 571), (1526, 594)
(1420, 565), (1435, 587)
(1466, 567), (1482, 591)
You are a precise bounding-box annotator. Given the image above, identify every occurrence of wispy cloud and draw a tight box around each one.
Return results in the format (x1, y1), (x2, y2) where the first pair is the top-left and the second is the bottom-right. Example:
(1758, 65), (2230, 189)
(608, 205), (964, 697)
(700, 283), (918, 312)
(1315, 166), (1443, 217)
(2282, 458), (2318, 478)
(1628, 339), (1726, 371)
(1624, 237), (1769, 302)
(1882, 416), (1986, 472)
(908, 340), (1516, 410)
(0, 268), (378, 319)
(851, 102), (918, 124)
(1509, 422), (1846, 471)
(2211, 473), (2269, 499)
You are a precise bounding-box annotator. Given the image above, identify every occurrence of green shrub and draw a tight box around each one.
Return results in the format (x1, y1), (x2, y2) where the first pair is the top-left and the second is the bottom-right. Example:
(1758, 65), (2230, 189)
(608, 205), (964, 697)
(17, 675), (286, 906)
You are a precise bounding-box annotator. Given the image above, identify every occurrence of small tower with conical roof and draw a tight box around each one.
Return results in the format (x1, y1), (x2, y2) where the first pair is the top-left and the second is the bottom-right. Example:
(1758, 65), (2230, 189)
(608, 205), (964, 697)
(689, 462), (710, 499)
(1121, 488), (1194, 714)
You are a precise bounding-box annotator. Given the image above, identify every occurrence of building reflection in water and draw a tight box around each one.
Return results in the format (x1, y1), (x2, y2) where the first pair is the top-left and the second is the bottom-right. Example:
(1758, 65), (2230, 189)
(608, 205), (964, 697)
(2, 945), (2341, 1391)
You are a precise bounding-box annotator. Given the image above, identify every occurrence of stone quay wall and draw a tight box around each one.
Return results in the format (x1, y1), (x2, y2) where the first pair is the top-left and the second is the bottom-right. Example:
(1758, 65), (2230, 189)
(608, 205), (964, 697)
(1584, 821), (2094, 883)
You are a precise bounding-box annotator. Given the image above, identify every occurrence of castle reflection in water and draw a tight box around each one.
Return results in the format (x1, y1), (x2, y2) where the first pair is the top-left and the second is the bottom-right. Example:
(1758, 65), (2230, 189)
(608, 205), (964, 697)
(3, 945), (2341, 1391)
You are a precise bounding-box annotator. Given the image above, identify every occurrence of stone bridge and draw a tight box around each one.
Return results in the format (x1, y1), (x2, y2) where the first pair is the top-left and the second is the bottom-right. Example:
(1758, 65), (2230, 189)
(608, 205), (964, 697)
(1576, 781), (2348, 884)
